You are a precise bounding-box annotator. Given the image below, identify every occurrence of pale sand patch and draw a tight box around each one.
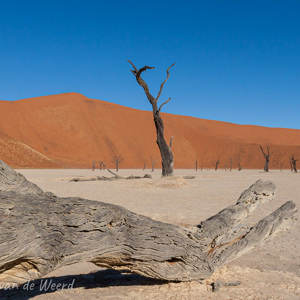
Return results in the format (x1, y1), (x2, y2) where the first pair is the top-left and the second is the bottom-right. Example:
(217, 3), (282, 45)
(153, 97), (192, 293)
(2, 169), (299, 299)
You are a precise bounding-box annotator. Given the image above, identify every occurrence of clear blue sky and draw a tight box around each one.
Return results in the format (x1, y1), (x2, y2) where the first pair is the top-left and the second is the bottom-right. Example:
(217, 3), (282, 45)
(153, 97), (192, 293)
(1, 1), (300, 129)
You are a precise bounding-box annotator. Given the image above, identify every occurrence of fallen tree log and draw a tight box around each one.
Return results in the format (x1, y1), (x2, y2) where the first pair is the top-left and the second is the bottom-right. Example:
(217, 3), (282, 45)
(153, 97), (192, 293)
(0, 160), (298, 286)
(69, 169), (152, 182)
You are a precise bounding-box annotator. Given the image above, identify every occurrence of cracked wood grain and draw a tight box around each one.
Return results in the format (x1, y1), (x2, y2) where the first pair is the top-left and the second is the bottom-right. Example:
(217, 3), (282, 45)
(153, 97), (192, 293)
(0, 160), (298, 286)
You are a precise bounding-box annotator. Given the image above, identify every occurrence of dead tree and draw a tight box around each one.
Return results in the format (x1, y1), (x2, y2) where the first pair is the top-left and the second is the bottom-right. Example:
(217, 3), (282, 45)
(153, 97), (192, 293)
(143, 162), (146, 171)
(111, 154), (124, 172)
(99, 161), (106, 170)
(195, 159), (198, 171)
(0, 160), (297, 286)
(224, 162), (227, 171)
(92, 160), (98, 171)
(230, 159), (233, 171)
(260, 145), (273, 172)
(151, 157), (158, 172)
(128, 60), (175, 177)
(213, 159), (220, 171)
(290, 154), (298, 173)
(238, 163), (243, 171)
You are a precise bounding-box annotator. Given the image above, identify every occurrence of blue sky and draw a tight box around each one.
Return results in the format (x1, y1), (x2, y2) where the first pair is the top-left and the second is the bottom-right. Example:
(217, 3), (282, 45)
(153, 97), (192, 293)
(1, 1), (299, 129)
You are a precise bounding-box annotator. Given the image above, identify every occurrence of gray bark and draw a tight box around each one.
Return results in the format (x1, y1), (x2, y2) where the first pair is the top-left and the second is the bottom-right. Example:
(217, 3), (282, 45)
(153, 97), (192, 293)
(290, 154), (298, 173)
(260, 145), (273, 172)
(0, 160), (297, 286)
(128, 60), (175, 177)
(69, 170), (152, 182)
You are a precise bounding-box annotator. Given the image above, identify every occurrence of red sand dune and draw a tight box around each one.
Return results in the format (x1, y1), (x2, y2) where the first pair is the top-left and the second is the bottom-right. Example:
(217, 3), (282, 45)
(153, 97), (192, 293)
(0, 92), (299, 169)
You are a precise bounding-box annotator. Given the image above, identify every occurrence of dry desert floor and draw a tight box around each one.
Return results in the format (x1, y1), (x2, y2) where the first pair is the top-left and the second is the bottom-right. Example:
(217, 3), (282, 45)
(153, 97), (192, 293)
(1, 169), (299, 300)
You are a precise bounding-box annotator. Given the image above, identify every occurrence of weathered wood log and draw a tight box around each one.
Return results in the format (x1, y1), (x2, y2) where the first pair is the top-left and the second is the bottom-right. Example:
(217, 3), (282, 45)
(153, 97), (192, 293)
(0, 160), (298, 287)
(69, 170), (152, 182)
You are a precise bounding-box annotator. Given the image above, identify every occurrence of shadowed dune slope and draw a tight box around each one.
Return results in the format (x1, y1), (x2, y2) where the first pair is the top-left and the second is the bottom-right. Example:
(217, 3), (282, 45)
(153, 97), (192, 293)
(0, 132), (60, 168)
(0, 92), (299, 169)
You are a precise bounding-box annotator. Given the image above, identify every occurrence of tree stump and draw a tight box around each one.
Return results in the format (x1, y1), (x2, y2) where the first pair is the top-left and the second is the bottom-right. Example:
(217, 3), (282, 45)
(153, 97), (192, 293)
(0, 160), (297, 286)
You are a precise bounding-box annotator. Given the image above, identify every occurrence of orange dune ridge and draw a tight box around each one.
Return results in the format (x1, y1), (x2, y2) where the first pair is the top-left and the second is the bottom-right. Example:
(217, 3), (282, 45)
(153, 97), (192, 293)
(0, 92), (299, 169)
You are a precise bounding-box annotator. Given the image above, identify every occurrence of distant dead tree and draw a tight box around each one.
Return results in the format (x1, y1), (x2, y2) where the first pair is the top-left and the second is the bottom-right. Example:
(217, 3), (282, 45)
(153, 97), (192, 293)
(151, 157), (158, 172)
(260, 145), (273, 172)
(195, 159), (198, 171)
(128, 60), (175, 177)
(143, 162), (146, 171)
(230, 158), (233, 171)
(224, 162), (227, 171)
(201, 161), (203, 171)
(92, 160), (98, 171)
(111, 154), (125, 172)
(99, 161), (106, 170)
(290, 154), (298, 173)
(280, 163), (283, 172)
(238, 163), (243, 171)
(213, 159), (220, 171)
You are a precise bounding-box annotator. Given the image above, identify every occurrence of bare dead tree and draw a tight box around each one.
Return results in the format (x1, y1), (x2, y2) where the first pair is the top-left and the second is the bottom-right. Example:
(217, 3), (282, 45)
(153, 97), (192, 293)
(111, 154), (125, 172)
(195, 159), (198, 171)
(92, 160), (98, 171)
(290, 154), (298, 173)
(143, 162), (146, 171)
(260, 145), (273, 172)
(280, 163), (283, 172)
(224, 162), (227, 171)
(99, 161), (106, 170)
(201, 161), (203, 171)
(213, 159), (220, 171)
(151, 157), (158, 172)
(238, 162), (243, 171)
(230, 158), (233, 171)
(128, 60), (175, 177)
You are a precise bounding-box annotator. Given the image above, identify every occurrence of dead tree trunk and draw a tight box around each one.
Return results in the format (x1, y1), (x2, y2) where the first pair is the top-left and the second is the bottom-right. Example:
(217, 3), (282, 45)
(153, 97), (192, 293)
(92, 160), (98, 171)
(230, 159), (233, 171)
(195, 159), (198, 171)
(0, 160), (297, 286)
(213, 159), (220, 171)
(151, 157), (158, 172)
(128, 60), (175, 177)
(260, 145), (273, 172)
(290, 154), (298, 173)
(111, 154), (124, 172)
(238, 163), (243, 171)
(99, 161), (106, 170)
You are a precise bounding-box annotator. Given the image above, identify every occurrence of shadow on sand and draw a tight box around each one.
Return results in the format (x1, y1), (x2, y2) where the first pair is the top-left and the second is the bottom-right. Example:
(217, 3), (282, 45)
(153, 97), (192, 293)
(0, 269), (166, 300)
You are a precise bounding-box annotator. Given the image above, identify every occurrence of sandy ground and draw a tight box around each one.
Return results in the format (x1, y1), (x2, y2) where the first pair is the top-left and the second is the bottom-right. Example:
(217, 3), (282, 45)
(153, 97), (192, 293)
(1, 169), (299, 299)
